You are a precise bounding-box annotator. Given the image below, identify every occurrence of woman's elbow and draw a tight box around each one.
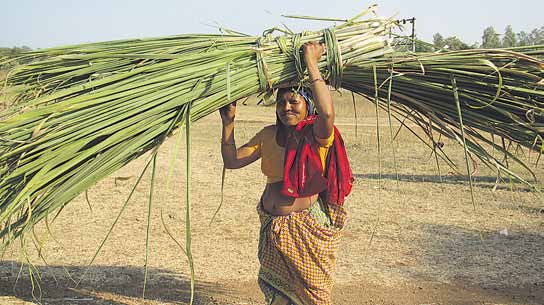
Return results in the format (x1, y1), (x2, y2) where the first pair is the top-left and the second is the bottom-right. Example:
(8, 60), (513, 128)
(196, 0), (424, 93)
(320, 111), (335, 123)
(222, 160), (235, 169)
(223, 160), (241, 169)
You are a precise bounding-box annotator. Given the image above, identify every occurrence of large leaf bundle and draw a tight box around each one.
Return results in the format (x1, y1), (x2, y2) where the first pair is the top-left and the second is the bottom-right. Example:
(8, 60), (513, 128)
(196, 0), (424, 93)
(0, 8), (543, 251)
(343, 47), (544, 184)
(0, 11), (395, 247)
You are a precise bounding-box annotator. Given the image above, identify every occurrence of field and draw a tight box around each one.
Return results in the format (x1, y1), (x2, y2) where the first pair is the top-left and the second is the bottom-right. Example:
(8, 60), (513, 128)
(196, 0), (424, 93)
(0, 92), (543, 305)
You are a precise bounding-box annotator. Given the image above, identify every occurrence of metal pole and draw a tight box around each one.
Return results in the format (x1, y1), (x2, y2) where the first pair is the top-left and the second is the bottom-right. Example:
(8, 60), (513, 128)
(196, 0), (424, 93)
(393, 17), (417, 50)
(411, 18), (416, 52)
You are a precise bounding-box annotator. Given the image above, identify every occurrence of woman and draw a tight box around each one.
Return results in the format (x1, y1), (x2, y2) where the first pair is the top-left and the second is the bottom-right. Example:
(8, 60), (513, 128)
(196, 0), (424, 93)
(219, 41), (352, 305)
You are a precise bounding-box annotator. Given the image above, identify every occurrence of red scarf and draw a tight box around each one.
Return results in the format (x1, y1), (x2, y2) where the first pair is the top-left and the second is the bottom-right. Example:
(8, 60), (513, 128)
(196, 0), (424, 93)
(281, 115), (353, 206)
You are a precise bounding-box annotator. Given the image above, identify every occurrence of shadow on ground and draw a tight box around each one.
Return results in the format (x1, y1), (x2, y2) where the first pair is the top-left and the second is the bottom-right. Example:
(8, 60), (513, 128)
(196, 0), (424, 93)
(0, 262), (231, 305)
(396, 223), (544, 304)
(357, 173), (537, 192)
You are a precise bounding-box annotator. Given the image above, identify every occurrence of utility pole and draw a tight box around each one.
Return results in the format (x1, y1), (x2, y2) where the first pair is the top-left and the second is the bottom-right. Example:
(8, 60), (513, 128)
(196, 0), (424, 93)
(397, 17), (417, 52)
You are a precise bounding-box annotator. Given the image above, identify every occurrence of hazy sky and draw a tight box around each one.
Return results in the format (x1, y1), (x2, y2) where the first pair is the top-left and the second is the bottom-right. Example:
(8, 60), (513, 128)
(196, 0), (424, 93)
(2, 0), (542, 49)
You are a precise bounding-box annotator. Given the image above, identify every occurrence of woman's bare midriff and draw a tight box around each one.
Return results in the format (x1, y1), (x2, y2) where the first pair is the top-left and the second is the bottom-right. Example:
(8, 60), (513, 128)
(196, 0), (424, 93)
(261, 182), (319, 216)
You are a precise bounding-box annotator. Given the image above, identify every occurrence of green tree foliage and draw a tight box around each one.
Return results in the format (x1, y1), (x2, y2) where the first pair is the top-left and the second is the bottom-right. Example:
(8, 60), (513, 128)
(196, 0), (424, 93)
(443, 36), (470, 50)
(414, 41), (434, 52)
(433, 33), (445, 48)
(508, 26), (542, 47)
(529, 26), (544, 45)
(431, 33), (470, 50)
(482, 26), (501, 48)
(0, 46), (32, 56)
(517, 31), (531, 46)
(431, 24), (542, 51)
(502, 25), (517, 48)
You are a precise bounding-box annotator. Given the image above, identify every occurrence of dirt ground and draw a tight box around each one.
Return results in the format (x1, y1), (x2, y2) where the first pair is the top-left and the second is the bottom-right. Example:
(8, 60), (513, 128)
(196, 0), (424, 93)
(1, 93), (543, 305)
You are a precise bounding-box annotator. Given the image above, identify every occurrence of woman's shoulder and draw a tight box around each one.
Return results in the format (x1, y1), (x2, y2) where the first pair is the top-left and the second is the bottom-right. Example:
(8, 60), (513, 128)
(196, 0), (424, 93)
(261, 124), (277, 134)
(259, 125), (277, 143)
(246, 124), (276, 147)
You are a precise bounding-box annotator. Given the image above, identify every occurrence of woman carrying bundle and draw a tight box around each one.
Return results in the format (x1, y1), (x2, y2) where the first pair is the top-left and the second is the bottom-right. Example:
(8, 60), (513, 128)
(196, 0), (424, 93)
(219, 41), (353, 305)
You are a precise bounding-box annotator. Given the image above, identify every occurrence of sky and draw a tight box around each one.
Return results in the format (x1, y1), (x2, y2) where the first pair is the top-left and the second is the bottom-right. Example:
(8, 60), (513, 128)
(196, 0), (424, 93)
(1, 0), (543, 49)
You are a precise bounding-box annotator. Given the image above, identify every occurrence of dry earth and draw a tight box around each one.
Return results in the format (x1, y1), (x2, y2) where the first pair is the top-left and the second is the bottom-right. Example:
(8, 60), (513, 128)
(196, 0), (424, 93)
(1, 93), (543, 305)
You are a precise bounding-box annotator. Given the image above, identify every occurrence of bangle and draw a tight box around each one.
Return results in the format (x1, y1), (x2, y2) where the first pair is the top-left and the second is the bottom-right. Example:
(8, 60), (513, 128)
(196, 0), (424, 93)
(310, 77), (325, 84)
(221, 141), (236, 146)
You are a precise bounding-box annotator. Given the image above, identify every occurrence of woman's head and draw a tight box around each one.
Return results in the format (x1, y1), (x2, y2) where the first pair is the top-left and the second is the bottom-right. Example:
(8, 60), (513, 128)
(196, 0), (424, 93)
(275, 87), (315, 127)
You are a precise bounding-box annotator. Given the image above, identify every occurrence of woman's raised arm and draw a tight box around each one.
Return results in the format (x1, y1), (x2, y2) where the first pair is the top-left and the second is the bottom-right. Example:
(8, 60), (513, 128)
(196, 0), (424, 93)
(302, 42), (335, 145)
(219, 101), (261, 169)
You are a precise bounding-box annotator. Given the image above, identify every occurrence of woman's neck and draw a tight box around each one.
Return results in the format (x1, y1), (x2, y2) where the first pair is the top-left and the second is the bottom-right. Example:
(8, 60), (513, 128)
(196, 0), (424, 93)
(275, 124), (295, 147)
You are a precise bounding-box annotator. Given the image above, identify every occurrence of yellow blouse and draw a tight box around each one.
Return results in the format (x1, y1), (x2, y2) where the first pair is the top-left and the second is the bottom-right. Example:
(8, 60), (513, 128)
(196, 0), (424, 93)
(244, 125), (334, 183)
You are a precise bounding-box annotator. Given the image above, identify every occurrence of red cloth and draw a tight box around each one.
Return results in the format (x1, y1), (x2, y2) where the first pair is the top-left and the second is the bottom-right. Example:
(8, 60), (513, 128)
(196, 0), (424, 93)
(281, 115), (353, 206)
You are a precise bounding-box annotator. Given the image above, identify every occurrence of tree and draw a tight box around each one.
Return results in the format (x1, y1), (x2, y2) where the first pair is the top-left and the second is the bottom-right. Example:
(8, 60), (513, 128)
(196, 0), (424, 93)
(0, 46), (32, 56)
(433, 33), (445, 48)
(502, 25), (517, 48)
(414, 40), (434, 52)
(481, 26), (501, 48)
(517, 31), (531, 46)
(443, 36), (470, 50)
(529, 27), (544, 45)
(431, 33), (471, 50)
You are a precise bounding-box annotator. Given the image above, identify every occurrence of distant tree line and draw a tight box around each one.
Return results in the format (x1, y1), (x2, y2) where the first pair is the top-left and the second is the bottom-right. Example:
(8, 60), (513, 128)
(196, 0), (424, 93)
(434, 25), (543, 50)
(2, 25), (544, 55)
(408, 25), (544, 52)
(0, 46), (32, 56)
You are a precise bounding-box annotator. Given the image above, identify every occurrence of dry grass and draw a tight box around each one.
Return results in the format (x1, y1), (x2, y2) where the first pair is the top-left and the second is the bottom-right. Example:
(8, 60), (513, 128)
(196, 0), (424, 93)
(0, 91), (543, 305)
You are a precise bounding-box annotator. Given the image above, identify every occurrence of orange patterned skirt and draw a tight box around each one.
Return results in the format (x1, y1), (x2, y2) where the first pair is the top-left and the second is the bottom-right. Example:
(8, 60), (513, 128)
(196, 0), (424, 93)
(257, 199), (347, 305)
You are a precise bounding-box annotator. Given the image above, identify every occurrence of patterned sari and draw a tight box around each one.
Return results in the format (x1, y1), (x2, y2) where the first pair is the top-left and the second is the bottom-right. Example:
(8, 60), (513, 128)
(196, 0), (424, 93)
(257, 199), (347, 305)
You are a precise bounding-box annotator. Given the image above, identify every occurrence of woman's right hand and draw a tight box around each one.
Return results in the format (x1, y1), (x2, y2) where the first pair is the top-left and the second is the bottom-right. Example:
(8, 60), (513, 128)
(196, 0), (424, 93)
(301, 41), (325, 67)
(219, 101), (237, 124)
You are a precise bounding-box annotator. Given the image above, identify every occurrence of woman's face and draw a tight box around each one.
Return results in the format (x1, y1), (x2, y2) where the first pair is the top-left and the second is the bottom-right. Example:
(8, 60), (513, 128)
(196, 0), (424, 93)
(276, 90), (308, 127)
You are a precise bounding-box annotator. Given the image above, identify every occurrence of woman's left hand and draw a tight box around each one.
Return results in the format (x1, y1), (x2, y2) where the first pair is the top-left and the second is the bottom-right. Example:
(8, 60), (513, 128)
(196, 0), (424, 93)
(301, 41), (325, 66)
